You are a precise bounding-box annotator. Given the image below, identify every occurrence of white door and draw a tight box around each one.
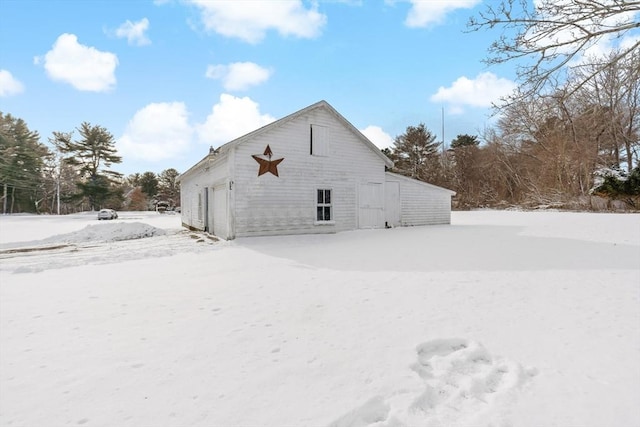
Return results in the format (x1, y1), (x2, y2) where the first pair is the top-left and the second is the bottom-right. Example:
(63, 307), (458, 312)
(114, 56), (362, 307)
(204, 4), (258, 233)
(211, 184), (228, 238)
(385, 181), (400, 227)
(359, 183), (384, 228)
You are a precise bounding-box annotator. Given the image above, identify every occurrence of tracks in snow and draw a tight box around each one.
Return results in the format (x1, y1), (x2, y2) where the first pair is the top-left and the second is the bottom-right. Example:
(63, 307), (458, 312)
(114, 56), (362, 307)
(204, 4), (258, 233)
(0, 230), (224, 274)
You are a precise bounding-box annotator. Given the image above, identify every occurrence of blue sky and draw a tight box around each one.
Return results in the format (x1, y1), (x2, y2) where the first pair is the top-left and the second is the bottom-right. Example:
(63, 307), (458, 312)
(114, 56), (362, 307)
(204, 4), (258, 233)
(0, 0), (522, 176)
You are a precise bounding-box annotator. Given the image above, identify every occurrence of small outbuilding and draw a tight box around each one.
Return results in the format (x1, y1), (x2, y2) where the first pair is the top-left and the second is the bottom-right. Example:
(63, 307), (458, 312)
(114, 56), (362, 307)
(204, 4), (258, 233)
(178, 100), (455, 239)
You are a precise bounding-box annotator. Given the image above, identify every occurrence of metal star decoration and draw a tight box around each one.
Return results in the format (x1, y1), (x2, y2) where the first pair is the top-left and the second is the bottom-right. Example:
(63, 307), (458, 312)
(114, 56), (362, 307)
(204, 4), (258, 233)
(252, 145), (284, 177)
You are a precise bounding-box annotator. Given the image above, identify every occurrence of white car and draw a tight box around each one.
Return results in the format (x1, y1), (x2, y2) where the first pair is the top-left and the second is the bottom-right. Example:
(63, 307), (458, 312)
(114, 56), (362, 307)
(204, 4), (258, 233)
(97, 209), (118, 220)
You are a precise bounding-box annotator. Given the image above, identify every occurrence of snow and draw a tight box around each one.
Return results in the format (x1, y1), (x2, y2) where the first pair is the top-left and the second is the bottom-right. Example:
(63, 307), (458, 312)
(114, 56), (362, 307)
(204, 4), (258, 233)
(1, 210), (639, 427)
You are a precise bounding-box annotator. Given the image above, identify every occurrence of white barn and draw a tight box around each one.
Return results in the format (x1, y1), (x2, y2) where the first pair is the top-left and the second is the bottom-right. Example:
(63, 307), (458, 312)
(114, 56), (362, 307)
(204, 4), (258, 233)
(178, 100), (455, 239)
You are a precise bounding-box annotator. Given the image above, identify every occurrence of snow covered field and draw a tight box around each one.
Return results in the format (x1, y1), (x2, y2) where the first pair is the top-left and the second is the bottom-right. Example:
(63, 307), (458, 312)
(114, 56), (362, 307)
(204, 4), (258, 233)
(0, 210), (639, 427)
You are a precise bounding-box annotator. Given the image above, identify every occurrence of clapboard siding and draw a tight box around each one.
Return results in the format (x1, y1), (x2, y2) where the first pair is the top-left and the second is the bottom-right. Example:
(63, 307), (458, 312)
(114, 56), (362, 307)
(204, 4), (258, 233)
(232, 107), (384, 237)
(179, 101), (454, 239)
(385, 172), (454, 226)
(180, 156), (229, 232)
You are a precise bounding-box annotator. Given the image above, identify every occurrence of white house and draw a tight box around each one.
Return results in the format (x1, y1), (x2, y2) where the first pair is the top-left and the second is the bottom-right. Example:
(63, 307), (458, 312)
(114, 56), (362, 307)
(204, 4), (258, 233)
(178, 100), (455, 239)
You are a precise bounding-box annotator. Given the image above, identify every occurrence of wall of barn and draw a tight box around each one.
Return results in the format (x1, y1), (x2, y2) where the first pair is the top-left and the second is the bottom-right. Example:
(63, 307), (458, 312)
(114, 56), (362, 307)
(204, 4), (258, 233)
(385, 172), (454, 226)
(231, 107), (387, 238)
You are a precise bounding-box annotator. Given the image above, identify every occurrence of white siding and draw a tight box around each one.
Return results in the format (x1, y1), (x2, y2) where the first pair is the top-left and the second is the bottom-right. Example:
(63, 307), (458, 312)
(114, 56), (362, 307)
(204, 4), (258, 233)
(180, 103), (454, 239)
(180, 156), (230, 235)
(232, 107), (386, 237)
(211, 183), (228, 238)
(385, 172), (454, 226)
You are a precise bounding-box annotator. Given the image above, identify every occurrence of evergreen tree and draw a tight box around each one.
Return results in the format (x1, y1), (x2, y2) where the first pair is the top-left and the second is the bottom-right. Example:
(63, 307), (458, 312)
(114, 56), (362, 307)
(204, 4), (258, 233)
(0, 112), (51, 213)
(594, 166), (640, 198)
(157, 168), (180, 207)
(449, 134), (481, 208)
(450, 134), (480, 149)
(390, 123), (441, 182)
(139, 171), (158, 199)
(126, 173), (142, 187)
(51, 122), (122, 210)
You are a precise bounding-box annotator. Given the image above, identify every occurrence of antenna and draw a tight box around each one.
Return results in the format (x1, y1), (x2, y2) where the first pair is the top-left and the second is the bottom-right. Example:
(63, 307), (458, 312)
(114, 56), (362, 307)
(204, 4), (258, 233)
(441, 106), (445, 154)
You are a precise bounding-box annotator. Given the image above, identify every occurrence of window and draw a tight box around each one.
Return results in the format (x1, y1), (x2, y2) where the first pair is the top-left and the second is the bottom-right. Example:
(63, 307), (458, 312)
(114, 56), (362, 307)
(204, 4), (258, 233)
(317, 189), (332, 221)
(310, 124), (328, 156)
(197, 193), (203, 221)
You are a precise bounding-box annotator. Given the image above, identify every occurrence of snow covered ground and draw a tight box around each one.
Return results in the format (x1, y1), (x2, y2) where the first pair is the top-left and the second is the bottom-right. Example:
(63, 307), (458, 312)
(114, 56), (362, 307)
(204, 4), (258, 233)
(0, 210), (639, 427)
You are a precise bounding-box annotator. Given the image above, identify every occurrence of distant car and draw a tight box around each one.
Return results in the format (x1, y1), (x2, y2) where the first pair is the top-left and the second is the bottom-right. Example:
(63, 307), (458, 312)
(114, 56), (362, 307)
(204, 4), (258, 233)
(98, 209), (118, 220)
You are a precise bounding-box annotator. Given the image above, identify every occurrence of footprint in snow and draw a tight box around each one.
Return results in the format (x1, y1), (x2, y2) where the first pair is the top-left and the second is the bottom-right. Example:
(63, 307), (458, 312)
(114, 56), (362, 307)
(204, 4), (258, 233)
(329, 338), (537, 427)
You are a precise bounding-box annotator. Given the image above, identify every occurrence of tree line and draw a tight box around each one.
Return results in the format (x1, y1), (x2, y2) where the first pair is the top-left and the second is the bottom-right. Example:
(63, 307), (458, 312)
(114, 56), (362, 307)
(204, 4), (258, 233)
(0, 114), (180, 214)
(2, 0), (637, 213)
(384, 46), (639, 209)
(381, 0), (640, 210)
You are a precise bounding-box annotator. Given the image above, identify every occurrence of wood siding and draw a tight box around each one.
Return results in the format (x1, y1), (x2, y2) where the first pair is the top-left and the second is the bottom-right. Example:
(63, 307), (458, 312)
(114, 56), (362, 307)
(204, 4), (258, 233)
(232, 107), (386, 237)
(180, 156), (229, 234)
(179, 102), (454, 239)
(385, 172), (454, 226)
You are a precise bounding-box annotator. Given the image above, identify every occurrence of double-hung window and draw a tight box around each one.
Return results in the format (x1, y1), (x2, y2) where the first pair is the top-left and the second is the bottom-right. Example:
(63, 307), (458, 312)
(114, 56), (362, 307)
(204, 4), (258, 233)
(316, 189), (332, 222)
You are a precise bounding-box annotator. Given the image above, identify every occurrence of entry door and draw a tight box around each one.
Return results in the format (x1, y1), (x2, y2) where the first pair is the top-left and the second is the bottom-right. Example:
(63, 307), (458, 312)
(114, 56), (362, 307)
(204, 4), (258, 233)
(385, 181), (400, 227)
(358, 183), (384, 228)
(211, 184), (228, 238)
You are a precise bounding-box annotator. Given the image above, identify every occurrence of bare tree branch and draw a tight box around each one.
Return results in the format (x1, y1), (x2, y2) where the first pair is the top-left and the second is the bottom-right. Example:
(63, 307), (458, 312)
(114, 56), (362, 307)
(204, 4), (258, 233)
(469, 0), (640, 104)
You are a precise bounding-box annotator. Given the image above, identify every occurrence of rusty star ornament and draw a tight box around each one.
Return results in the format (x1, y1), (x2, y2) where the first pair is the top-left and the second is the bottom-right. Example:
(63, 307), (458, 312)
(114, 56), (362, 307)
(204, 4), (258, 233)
(252, 145), (284, 177)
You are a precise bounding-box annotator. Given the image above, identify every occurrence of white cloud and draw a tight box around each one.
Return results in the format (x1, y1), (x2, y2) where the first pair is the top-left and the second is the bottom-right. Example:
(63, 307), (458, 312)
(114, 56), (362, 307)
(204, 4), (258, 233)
(38, 33), (118, 92)
(205, 62), (273, 91)
(402, 0), (481, 27)
(430, 72), (517, 111)
(118, 102), (193, 162)
(187, 0), (327, 43)
(197, 94), (276, 146)
(0, 70), (24, 97)
(115, 18), (151, 46)
(360, 125), (394, 149)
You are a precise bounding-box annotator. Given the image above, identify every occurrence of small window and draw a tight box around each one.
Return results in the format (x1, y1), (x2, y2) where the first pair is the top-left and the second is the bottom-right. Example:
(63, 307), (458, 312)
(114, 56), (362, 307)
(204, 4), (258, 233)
(197, 193), (203, 221)
(317, 189), (332, 221)
(310, 124), (328, 156)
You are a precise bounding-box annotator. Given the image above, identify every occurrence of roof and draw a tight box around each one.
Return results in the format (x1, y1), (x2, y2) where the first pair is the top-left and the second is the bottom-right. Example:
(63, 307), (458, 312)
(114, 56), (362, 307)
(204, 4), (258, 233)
(385, 171), (457, 195)
(179, 100), (393, 181)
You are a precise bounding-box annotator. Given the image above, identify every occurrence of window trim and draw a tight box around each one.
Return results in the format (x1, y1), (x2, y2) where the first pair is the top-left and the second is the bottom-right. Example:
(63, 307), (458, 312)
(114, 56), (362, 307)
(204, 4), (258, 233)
(315, 188), (334, 224)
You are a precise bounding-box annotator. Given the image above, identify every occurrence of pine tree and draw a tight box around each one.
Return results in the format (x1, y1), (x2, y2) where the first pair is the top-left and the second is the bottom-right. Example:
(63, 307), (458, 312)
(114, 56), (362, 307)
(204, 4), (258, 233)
(390, 123), (441, 182)
(0, 112), (51, 213)
(157, 168), (180, 207)
(139, 171), (158, 199)
(52, 122), (122, 210)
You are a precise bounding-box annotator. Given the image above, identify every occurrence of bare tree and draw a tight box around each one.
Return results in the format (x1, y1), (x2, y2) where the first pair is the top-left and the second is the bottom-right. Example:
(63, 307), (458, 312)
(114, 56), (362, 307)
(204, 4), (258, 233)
(573, 50), (640, 172)
(469, 0), (640, 101)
